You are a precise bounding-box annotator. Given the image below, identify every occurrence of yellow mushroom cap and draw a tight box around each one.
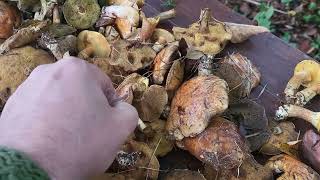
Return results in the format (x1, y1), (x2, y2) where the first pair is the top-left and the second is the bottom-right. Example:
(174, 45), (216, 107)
(294, 60), (320, 87)
(77, 30), (111, 58)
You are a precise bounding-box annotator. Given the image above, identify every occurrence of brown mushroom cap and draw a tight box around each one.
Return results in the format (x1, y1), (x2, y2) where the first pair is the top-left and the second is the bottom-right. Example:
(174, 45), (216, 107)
(164, 169), (206, 180)
(0, 46), (54, 108)
(0, 1), (21, 39)
(165, 60), (185, 101)
(110, 40), (156, 72)
(77, 30), (111, 59)
(213, 53), (261, 100)
(266, 154), (320, 179)
(110, 140), (160, 180)
(260, 121), (299, 156)
(166, 75), (229, 140)
(134, 85), (168, 122)
(152, 44), (179, 84)
(151, 29), (175, 44)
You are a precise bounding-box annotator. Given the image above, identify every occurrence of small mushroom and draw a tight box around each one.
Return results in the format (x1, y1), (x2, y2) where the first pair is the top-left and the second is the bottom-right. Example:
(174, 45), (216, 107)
(165, 60), (185, 101)
(97, 5), (140, 39)
(63, 0), (101, 29)
(0, 46), (54, 108)
(166, 75), (229, 140)
(134, 85), (168, 122)
(284, 60), (320, 106)
(181, 117), (249, 171)
(203, 158), (273, 180)
(164, 169), (206, 180)
(260, 121), (299, 156)
(152, 44), (179, 84)
(213, 53), (261, 100)
(150, 28), (175, 52)
(266, 154), (320, 179)
(224, 99), (270, 152)
(152, 9), (176, 22)
(109, 140), (160, 180)
(77, 30), (111, 59)
(0, 1), (21, 39)
(110, 39), (156, 72)
(173, 8), (268, 56)
(275, 104), (320, 131)
(302, 129), (320, 173)
(0, 20), (49, 54)
(136, 119), (174, 157)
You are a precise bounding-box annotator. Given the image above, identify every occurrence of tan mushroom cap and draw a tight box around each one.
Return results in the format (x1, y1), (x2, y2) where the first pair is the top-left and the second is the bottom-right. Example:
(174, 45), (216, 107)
(266, 154), (320, 179)
(165, 60), (185, 101)
(260, 122), (298, 156)
(110, 40), (156, 72)
(166, 75), (229, 140)
(0, 1), (21, 39)
(151, 28), (175, 44)
(77, 30), (111, 59)
(182, 117), (249, 170)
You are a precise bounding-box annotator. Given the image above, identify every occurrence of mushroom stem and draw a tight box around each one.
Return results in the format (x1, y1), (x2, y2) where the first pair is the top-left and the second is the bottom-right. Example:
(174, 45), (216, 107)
(275, 104), (320, 131)
(153, 9), (176, 22)
(284, 71), (311, 103)
(78, 46), (94, 59)
(295, 84), (320, 106)
(199, 8), (211, 33)
(138, 118), (147, 131)
(140, 17), (159, 42)
(52, 5), (60, 24)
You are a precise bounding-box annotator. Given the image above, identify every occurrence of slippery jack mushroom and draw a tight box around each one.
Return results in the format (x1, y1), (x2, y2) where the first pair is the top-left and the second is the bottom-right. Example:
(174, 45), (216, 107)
(0, 46), (54, 108)
(213, 53), (261, 100)
(266, 154), (320, 179)
(166, 75), (229, 140)
(63, 0), (101, 29)
(284, 60), (320, 106)
(0, 1), (21, 39)
(173, 8), (269, 56)
(179, 117), (249, 171)
(77, 30), (111, 59)
(275, 104), (320, 131)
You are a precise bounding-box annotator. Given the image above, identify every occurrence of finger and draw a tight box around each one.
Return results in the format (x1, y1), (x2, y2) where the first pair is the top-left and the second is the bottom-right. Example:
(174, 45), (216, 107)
(112, 101), (139, 134)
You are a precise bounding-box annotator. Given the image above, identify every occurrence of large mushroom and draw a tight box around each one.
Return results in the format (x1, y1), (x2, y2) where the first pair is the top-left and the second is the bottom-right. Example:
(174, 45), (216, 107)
(63, 0), (101, 29)
(266, 154), (320, 179)
(166, 75), (229, 140)
(0, 46), (54, 108)
(0, 1), (21, 39)
(284, 59), (320, 106)
(180, 117), (249, 171)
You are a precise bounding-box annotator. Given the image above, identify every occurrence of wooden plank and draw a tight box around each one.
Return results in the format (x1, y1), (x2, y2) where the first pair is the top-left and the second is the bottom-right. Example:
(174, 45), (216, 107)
(144, 0), (317, 133)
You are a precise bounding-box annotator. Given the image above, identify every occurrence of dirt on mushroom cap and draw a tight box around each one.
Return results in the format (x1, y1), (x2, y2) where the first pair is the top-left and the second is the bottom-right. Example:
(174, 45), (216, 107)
(166, 75), (229, 140)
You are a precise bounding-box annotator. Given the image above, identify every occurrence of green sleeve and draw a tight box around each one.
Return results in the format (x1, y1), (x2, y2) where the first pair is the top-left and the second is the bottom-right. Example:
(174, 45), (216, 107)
(0, 146), (50, 180)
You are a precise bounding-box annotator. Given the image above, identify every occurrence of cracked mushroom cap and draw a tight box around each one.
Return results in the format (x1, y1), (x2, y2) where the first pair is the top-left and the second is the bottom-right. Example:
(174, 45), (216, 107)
(0, 46), (54, 108)
(166, 75), (229, 140)
(0, 1), (21, 39)
(134, 85), (168, 122)
(266, 154), (320, 179)
(77, 30), (111, 59)
(110, 140), (160, 180)
(213, 53), (261, 100)
(204, 158), (273, 180)
(181, 117), (249, 170)
(116, 73), (149, 104)
(110, 40), (156, 72)
(63, 0), (101, 29)
(260, 122), (299, 156)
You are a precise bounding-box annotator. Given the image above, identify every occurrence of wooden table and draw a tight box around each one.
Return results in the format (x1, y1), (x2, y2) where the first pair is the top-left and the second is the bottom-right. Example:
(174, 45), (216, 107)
(142, 0), (318, 176)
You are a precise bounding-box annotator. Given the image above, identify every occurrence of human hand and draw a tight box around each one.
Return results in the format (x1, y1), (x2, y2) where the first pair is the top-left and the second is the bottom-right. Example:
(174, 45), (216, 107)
(0, 57), (138, 180)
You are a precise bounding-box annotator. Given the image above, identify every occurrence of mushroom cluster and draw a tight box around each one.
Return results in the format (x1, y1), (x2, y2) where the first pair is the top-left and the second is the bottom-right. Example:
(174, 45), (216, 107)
(1, 1), (319, 179)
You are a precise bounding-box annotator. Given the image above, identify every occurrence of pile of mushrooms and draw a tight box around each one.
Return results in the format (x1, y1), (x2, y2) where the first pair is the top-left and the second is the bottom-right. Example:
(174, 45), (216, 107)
(1, 0), (319, 179)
